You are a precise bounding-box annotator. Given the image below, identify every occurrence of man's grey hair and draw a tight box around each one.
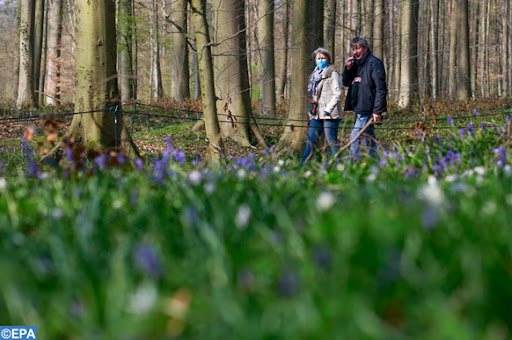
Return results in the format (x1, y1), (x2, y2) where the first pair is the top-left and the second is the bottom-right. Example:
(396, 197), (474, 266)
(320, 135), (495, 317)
(350, 36), (369, 49)
(312, 47), (332, 64)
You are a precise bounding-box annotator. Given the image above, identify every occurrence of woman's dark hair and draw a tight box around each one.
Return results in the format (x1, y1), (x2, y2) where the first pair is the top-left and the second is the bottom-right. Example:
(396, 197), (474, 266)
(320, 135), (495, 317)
(312, 47), (332, 64)
(350, 36), (369, 49)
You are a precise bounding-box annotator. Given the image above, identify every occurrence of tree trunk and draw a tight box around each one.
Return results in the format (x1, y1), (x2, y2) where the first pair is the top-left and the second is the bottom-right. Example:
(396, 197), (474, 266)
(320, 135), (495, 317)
(276, 0), (323, 154)
(502, 0), (510, 97)
(324, 0), (336, 57)
(373, 0), (384, 59)
(456, 0), (471, 100)
(213, 0), (267, 147)
(479, 0), (486, 97)
(132, 0), (138, 100)
(150, 0), (164, 102)
(276, 0), (289, 102)
(393, 0), (401, 102)
(361, 0), (373, 48)
(46, 0), (138, 159)
(118, 0), (134, 104)
(430, 0), (439, 99)
(257, 0), (276, 116)
(189, 0), (225, 163)
(398, 0), (418, 108)
(39, 0), (49, 106)
(191, 17), (201, 101)
(32, 0), (45, 105)
(169, 0), (190, 101)
(46, 0), (63, 106)
(448, 0), (457, 97)
(16, 0), (36, 108)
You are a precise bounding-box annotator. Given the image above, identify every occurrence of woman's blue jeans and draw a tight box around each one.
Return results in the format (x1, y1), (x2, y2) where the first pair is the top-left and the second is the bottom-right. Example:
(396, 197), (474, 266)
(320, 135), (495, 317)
(301, 118), (340, 164)
(349, 113), (376, 157)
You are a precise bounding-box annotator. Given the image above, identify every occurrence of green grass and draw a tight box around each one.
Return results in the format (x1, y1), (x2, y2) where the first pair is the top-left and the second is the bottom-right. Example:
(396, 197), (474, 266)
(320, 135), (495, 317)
(0, 102), (512, 339)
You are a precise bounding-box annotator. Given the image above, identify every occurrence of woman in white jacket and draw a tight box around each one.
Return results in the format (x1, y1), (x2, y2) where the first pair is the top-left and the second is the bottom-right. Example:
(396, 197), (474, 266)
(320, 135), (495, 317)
(301, 47), (343, 164)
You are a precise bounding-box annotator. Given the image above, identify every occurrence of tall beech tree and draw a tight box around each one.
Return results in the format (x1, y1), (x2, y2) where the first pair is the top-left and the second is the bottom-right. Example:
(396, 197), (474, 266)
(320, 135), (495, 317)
(17, 0), (36, 108)
(257, 0), (276, 117)
(46, 0), (64, 106)
(398, 0), (419, 108)
(45, 0), (138, 159)
(117, 0), (135, 104)
(277, 0), (323, 154)
(167, 0), (190, 101)
(189, 0), (225, 162)
(213, 0), (267, 147)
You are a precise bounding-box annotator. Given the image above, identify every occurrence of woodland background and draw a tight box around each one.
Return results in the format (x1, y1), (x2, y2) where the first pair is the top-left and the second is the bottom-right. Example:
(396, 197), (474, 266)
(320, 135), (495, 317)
(0, 0), (510, 108)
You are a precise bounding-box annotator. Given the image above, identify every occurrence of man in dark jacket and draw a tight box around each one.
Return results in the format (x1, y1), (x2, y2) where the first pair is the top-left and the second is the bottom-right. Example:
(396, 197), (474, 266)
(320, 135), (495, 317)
(343, 36), (387, 156)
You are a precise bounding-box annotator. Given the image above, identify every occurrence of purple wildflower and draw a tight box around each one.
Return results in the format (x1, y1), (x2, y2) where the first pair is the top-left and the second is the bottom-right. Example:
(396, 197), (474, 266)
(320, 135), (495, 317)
(172, 148), (186, 166)
(506, 115), (511, 122)
(421, 208), (438, 231)
(275, 270), (300, 298)
(459, 128), (465, 139)
(472, 108), (479, 116)
(447, 117), (454, 125)
(94, 154), (108, 170)
(467, 123), (474, 136)
(134, 243), (163, 279)
(480, 123), (487, 130)
(135, 158), (144, 171)
(493, 147), (507, 168)
(312, 245), (332, 269)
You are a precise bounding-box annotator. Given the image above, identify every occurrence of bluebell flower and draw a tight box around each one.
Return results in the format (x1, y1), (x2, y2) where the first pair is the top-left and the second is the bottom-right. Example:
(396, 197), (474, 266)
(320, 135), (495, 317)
(172, 148), (186, 166)
(467, 123), (474, 136)
(472, 108), (479, 116)
(480, 123), (487, 130)
(21, 138), (38, 178)
(134, 243), (163, 279)
(493, 147), (506, 168)
(135, 158), (143, 171)
(459, 128), (465, 139)
(275, 270), (300, 298)
(421, 208), (438, 231)
(94, 154), (108, 170)
(507, 115), (511, 122)
(312, 245), (331, 269)
(447, 117), (454, 125)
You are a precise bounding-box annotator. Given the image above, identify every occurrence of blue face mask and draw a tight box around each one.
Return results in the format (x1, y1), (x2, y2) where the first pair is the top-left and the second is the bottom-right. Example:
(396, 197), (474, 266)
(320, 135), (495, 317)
(316, 59), (328, 69)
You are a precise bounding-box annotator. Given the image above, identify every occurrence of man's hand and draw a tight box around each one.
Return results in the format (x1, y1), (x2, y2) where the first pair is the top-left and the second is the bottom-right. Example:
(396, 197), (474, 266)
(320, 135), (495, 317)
(345, 57), (354, 70)
(373, 113), (382, 125)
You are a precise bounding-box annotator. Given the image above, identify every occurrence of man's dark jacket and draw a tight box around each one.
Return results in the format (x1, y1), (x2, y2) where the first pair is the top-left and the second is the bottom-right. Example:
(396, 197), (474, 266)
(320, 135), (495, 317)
(342, 51), (387, 115)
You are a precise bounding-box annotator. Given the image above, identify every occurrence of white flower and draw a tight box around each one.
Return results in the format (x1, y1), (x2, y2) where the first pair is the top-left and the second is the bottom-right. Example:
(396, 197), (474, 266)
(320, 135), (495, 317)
(273, 165), (281, 172)
(188, 170), (202, 186)
(474, 166), (486, 176)
(303, 170), (312, 178)
(52, 208), (64, 219)
(278, 160), (285, 166)
(112, 199), (123, 209)
(481, 200), (497, 215)
(128, 283), (157, 314)
(317, 191), (335, 211)
(235, 205), (251, 229)
(445, 175), (457, 182)
(366, 173), (377, 183)
(0, 177), (6, 190)
(419, 175), (444, 206)
(237, 169), (247, 179)
(204, 182), (216, 194)
(336, 164), (345, 172)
